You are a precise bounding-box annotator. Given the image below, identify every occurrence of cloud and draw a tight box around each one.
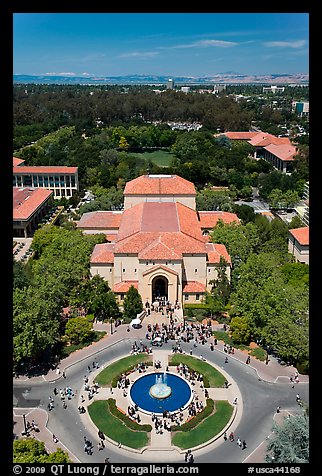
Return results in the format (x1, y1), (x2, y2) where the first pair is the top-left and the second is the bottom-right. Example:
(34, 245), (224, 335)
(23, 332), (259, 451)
(264, 40), (306, 49)
(119, 51), (159, 59)
(172, 39), (238, 49)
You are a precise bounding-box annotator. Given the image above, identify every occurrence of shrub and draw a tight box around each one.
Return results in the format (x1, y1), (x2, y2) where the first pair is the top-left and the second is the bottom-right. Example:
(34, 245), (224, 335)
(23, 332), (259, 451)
(107, 399), (152, 432)
(171, 399), (214, 431)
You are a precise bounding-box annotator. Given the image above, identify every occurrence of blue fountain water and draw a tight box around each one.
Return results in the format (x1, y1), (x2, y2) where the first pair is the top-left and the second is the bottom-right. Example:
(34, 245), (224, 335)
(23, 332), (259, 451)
(130, 372), (192, 414)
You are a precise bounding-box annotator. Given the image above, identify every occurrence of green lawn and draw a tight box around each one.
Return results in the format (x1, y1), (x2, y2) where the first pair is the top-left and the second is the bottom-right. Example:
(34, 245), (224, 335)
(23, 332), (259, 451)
(94, 354), (152, 387)
(172, 400), (233, 449)
(169, 354), (226, 387)
(130, 150), (175, 167)
(88, 400), (149, 449)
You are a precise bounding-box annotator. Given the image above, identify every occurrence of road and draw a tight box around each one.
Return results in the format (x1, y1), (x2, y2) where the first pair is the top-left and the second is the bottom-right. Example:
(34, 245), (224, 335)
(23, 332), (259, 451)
(13, 336), (309, 464)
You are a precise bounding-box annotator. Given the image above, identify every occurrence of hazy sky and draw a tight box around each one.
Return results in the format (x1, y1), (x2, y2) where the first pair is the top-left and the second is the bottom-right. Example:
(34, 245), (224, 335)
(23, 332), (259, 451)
(13, 13), (309, 76)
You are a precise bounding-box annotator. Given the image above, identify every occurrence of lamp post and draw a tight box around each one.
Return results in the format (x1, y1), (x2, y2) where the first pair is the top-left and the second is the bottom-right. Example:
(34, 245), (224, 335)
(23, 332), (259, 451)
(110, 318), (113, 335)
(22, 414), (28, 436)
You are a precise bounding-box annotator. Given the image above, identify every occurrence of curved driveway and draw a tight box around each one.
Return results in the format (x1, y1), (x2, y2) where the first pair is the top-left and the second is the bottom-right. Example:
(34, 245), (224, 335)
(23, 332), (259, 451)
(13, 327), (309, 464)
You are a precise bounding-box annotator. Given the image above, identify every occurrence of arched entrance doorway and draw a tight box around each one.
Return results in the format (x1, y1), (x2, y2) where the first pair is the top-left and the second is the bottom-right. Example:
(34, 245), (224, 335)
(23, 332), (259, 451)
(152, 276), (168, 302)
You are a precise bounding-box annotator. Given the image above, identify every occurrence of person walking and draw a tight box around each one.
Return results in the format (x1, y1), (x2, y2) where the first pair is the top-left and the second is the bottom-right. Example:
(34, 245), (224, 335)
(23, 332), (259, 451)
(229, 431), (234, 442)
(237, 437), (242, 448)
(246, 355), (251, 364)
(223, 431), (227, 441)
(225, 356), (229, 364)
(242, 440), (247, 450)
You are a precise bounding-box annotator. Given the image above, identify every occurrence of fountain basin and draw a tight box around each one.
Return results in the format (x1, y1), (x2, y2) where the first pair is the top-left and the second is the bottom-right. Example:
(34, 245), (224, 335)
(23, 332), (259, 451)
(130, 372), (193, 414)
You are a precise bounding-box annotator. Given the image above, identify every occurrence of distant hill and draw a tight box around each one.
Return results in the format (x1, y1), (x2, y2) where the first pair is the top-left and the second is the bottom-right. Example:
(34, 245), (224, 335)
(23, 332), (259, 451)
(13, 73), (309, 86)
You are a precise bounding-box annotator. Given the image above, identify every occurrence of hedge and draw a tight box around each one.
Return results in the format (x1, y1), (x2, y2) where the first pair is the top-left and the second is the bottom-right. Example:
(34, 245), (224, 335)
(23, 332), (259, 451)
(171, 399), (214, 432)
(108, 399), (152, 432)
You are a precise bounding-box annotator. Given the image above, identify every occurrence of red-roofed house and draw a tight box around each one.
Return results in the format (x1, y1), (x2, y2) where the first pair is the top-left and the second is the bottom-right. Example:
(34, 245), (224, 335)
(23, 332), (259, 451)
(89, 174), (232, 304)
(288, 226), (309, 264)
(13, 158), (79, 199)
(217, 131), (297, 173)
(13, 187), (53, 237)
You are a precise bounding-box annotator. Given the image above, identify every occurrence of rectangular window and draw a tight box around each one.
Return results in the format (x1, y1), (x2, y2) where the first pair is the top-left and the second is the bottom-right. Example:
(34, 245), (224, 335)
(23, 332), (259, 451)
(23, 176), (32, 186)
(66, 176), (70, 186)
(38, 176), (43, 186)
(134, 269), (137, 273)
(195, 269), (198, 273)
(184, 294), (189, 301)
(122, 268), (125, 273)
(44, 176), (49, 186)
(196, 294), (200, 301)
(71, 176), (76, 187)
(56, 189), (61, 196)
(110, 268), (112, 273)
(208, 268), (211, 273)
(49, 176), (54, 187)
(120, 294), (124, 300)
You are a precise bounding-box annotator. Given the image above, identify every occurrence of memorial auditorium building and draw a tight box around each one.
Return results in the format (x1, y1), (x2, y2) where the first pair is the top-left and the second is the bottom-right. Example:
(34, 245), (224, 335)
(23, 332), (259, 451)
(85, 175), (239, 305)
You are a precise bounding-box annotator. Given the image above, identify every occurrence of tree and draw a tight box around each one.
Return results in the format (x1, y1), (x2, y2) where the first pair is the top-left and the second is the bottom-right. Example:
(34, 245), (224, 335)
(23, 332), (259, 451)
(229, 316), (252, 344)
(64, 316), (93, 345)
(122, 286), (143, 321)
(13, 439), (70, 463)
(265, 414), (309, 463)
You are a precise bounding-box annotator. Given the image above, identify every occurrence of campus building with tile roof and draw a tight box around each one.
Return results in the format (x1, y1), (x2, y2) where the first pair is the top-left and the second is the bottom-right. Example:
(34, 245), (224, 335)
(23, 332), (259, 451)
(216, 131), (298, 173)
(13, 157), (79, 199)
(288, 226), (309, 264)
(89, 174), (238, 304)
(13, 187), (54, 237)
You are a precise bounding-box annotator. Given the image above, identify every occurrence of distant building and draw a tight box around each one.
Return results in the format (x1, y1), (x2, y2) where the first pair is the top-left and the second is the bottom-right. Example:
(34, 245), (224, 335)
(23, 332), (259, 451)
(292, 101), (309, 117)
(167, 79), (174, 90)
(13, 187), (53, 237)
(180, 86), (190, 93)
(13, 158), (79, 199)
(212, 84), (226, 94)
(262, 85), (285, 94)
(288, 226), (309, 264)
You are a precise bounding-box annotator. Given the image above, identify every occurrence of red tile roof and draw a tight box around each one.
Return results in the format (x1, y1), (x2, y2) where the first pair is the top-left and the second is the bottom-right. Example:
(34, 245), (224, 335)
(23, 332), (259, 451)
(13, 157), (25, 166)
(198, 211), (240, 229)
(205, 243), (231, 264)
(263, 143), (297, 161)
(13, 166), (78, 174)
(248, 132), (291, 147)
(116, 202), (205, 253)
(113, 281), (139, 292)
(90, 243), (115, 263)
(221, 132), (259, 140)
(138, 237), (182, 260)
(124, 175), (196, 195)
(289, 227), (309, 246)
(13, 187), (53, 220)
(182, 281), (206, 293)
(77, 211), (123, 229)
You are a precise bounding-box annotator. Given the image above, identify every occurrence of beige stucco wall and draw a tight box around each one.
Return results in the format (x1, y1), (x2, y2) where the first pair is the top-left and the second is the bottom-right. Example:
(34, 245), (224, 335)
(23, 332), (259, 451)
(140, 264), (180, 304)
(90, 263), (114, 287)
(113, 254), (139, 283)
(288, 240), (309, 265)
(182, 254), (207, 283)
(124, 194), (196, 210)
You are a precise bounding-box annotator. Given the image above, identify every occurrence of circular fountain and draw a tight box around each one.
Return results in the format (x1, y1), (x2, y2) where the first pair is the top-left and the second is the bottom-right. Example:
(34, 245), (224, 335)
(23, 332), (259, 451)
(130, 371), (193, 414)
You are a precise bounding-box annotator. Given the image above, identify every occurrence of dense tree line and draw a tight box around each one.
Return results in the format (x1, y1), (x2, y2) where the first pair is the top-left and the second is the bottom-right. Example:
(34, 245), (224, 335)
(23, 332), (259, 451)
(208, 219), (309, 372)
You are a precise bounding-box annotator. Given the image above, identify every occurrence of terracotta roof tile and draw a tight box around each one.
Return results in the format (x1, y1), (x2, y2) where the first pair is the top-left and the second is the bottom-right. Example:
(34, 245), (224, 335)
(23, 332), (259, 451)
(138, 237), (182, 260)
(13, 187), (53, 220)
(205, 243), (231, 264)
(77, 211), (123, 229)
(90, 243), (115, 263)
(221, 132), (259, 140)
(124, 175), (196, 195)
(13, 166), (78, 174)
(13, 157), (25, 166)
(113, 281), (138, 292)
(263, 143), (297, 161)
(249, 132), (291, 147)
(198, 211), (240, 228)
(182, 281), (206, 293)
(289, 226), (309, 245)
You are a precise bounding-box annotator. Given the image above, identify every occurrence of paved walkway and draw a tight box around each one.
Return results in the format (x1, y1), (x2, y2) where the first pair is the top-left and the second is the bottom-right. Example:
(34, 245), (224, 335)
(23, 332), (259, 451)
(13, 321), (309, 462)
